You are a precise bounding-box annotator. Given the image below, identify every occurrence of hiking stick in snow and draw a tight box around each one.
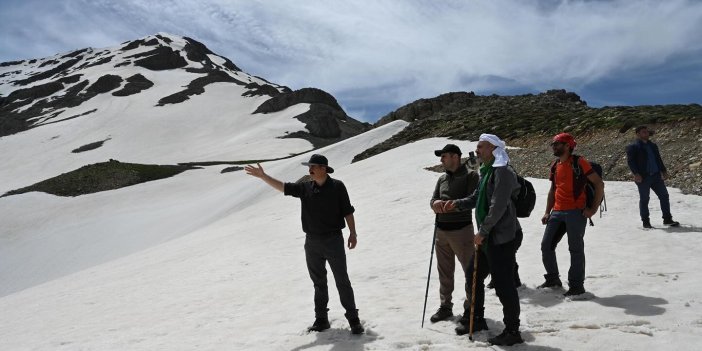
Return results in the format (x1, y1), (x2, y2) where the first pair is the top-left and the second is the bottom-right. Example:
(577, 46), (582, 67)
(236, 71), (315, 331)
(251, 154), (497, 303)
(421, 227), (437, 328)
(469, 244), (479, 341)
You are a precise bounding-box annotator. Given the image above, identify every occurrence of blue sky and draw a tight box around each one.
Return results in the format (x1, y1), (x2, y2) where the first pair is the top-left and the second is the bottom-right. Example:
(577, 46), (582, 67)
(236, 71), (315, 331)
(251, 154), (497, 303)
(1, 0), (701, 122)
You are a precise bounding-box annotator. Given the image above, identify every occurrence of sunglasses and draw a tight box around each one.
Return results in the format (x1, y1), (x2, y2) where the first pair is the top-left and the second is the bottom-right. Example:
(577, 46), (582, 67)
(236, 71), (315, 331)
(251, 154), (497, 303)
(550, 142), (566, 147)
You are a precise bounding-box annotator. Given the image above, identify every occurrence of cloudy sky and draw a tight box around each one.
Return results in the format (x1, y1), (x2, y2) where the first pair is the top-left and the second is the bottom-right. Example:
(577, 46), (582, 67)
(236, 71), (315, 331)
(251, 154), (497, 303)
(1, 0), (701, 122)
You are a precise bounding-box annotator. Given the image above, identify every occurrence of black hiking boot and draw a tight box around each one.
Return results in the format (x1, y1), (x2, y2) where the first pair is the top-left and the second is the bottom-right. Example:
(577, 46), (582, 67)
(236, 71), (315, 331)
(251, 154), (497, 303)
(455, 316), (489, 335)
(488, 329), (524, 346)
(563, 285), (586, 297)
(429, 306), (453, 323)
(663, 218), (680, 227)
(307, 318), (330, 332)
(348, 317), (364, 335)
(537, 274), (562, 289)
(642, 219), (653, 229)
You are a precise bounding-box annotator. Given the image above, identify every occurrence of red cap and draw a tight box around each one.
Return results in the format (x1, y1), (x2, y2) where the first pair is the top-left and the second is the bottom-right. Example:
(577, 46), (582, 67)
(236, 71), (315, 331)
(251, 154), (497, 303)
(552, 133), (576, 149)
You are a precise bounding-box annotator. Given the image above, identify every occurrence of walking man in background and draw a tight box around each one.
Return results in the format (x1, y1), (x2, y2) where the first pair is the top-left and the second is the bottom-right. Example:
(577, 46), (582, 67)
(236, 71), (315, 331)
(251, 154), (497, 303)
(244, 154), (364, 335)
(626, 125), (679, 228)
(539, 133), (604, 296)
(445, 134), (523, 346)
(428, 144), (479, 323)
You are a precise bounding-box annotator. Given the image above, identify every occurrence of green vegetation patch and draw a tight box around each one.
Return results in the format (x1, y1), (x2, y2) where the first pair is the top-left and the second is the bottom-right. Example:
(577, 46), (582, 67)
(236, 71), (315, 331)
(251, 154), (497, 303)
(2, 160), (200, 197)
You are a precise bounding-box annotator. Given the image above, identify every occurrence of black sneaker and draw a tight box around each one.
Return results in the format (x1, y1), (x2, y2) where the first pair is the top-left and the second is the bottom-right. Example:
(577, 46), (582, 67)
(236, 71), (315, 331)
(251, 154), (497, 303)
(348, 317), (364, 335)
(488, 329), (524, 346)
(455, 316), (488, 335)
(307, 318), (330, 332)
(643, 219), (653, 229)
(563, 286), (586, 297)
(429, 306), (453, 323)
(537, 275), (562, 289)
(663, 219), (680, 227)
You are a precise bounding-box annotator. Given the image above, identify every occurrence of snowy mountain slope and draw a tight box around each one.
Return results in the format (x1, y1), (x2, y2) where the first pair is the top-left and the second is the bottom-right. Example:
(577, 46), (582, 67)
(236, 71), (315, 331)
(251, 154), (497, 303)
(0, 120), (408, 298)
(0, 33), (367, 194)
(1, 136), (701, 350)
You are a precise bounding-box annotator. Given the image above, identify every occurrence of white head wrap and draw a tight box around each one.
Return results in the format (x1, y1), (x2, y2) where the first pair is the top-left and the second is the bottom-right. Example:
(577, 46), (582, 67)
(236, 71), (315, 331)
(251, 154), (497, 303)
(478, 133), (509, 167)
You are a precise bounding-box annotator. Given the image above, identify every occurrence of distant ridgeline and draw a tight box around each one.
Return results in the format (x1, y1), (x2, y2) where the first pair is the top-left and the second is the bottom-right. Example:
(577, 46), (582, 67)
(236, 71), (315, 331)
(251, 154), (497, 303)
(353, 90), (702, 195)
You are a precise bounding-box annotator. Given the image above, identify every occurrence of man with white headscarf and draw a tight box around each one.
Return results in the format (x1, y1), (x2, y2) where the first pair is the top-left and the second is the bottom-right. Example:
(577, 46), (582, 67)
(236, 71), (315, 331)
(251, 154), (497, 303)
(445, 134), (523, 346)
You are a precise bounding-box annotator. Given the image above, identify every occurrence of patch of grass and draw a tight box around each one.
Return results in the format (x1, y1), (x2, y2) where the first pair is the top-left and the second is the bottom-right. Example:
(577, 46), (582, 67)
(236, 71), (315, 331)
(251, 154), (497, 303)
(2, 160), (200, 197)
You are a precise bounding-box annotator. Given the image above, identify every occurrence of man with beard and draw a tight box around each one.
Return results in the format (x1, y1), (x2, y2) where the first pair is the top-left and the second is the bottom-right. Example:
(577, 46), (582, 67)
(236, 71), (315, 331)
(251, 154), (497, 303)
(626, 125), (679, 228)
(244, 154), (364, 335)
(539, 133), (604, 296)
(428, 144), (479, 323)
(444, 134), (523, 346)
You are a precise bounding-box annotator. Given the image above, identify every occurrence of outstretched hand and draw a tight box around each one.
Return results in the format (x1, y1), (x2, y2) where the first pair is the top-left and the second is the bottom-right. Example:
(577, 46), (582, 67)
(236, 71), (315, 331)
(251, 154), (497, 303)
(244, 163), (265, 178)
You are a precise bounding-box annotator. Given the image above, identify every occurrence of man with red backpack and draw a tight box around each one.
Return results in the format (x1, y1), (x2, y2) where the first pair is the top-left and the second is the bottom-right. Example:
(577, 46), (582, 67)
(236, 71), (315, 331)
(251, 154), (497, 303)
(539, 133), (604, 296)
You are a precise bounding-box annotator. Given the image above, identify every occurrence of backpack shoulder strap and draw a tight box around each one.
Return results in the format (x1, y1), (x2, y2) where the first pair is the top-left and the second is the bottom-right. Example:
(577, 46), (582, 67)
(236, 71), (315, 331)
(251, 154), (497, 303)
(571, 154), (582, 178)
(549, 160), (558, 184)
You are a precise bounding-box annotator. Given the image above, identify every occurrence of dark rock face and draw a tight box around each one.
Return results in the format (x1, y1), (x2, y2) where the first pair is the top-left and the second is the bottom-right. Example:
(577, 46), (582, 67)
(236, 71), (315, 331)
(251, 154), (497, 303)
(221, 166), (243, 173)
(157, 70), (245, 105)
(253, 87), (370, 147)
(131, 47), (188, 71)
(112, 74), (154, 97)
(60, 48), (90, 59)
(182, 36), (241, 71)
(14, 58), (81, 86)
(80, 56), (113, 69)
(121, 39), (146, 51)
(71, 138), (110, 153)
(39, 59), (59, 68)
(0, 60), (24, 67)
(254, 87), (344, 114)
(86, 74), (123, 94)
(242, 82), (282, 97)
(156, 34), (173, 43)
(57, 74), (83, 84)
(3, 81), (65, 108)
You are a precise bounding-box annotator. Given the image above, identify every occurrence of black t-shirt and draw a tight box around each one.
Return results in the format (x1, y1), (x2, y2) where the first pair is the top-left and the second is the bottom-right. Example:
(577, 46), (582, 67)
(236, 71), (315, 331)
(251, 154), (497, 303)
(284, 176), (355, 236)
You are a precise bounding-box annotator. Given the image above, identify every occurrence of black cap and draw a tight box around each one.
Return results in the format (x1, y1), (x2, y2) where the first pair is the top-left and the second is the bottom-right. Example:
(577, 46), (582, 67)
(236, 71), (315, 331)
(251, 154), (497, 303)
(434, 144), (462, 157)
(301, 154), (334, 173)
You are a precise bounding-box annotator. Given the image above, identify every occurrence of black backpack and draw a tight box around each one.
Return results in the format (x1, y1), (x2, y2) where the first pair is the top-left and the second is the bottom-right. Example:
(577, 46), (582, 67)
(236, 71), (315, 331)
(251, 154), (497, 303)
(498, 165), (536, 218)
(550, 155), (606, 225)
(514, 174), (536, 218)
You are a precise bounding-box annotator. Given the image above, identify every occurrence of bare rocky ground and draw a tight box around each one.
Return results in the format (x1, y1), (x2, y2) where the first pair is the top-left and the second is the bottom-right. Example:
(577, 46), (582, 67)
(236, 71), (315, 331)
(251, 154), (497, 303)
(507, 120), (702, 195)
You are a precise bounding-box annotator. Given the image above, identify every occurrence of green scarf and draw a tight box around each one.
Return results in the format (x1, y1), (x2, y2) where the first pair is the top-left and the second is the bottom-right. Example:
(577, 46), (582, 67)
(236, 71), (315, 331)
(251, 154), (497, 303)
(476, 159), (494, 252)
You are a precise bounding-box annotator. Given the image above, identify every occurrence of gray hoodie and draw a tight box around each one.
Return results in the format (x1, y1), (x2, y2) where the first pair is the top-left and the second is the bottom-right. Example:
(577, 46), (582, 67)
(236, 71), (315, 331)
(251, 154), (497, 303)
(453, 165), (520, 245)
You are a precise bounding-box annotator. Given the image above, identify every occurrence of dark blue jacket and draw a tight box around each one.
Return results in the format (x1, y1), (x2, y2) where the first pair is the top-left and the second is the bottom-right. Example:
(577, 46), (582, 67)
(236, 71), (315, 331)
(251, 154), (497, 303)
(626, 139), (667, 178)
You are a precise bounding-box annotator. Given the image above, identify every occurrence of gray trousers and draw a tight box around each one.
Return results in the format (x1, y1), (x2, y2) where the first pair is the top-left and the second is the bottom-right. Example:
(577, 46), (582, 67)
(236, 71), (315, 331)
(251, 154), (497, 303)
(435, 224), (475, 309)
(541, 210), (587, 287)
(304, 233), (358, 319)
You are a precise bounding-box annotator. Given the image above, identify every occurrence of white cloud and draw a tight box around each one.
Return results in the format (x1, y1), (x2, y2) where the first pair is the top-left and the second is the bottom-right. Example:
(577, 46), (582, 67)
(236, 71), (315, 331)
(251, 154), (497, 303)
(1, 0), (701, 121)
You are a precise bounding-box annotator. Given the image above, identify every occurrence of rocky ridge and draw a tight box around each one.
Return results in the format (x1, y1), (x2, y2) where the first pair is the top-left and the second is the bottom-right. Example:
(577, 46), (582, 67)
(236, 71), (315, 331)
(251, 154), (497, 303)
(357, 90), (702, 195)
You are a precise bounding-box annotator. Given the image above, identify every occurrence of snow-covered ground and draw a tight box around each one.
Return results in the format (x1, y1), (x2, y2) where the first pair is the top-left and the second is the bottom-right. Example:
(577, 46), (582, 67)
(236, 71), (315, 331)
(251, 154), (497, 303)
(1, 132), (701, 350)
(0, 33), (314, 194)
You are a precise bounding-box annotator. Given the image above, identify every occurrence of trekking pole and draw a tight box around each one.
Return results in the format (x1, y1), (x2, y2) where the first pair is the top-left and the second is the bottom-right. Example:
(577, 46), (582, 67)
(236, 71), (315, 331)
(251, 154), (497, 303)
(421, 226), (438, 328)
(469, 244), (479, 341)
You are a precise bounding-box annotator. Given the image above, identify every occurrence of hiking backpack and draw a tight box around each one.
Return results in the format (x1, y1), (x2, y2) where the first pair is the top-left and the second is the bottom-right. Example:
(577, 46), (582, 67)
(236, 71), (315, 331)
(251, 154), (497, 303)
(514, 174), (536, 218)
(493, 165), (536, 218)
(550, 155), (607, 225)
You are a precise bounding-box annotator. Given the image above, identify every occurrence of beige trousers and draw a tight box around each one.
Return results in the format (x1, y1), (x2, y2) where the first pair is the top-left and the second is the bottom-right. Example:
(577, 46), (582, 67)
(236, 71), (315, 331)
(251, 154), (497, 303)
(435, 224), (475, 309)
